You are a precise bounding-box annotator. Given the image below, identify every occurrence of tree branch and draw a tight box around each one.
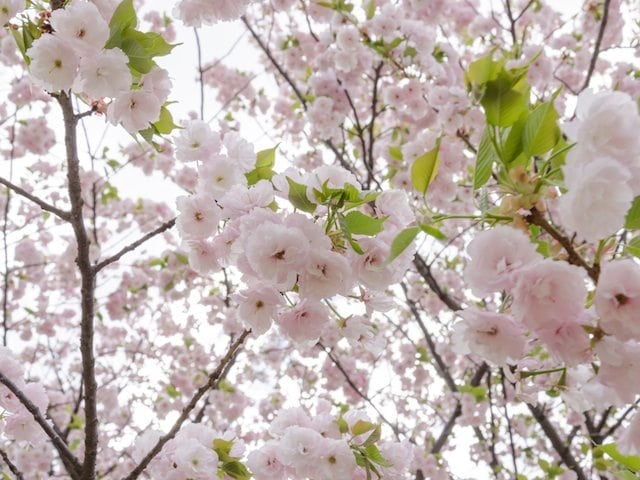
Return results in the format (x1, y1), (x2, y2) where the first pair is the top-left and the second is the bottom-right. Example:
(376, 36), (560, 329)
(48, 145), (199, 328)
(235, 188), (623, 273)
(580, 0), (611, 92)
(123, 330), (250, 480)
(0, 176), (70, 222)
(93, 218), (176, 272)
(57, 92), (99, 480)
(413, 254), (463, 312)
(0, 446), (24, 480)
(527, 403), (587, 480)
(0, 372), (82, 478)
(525, 208), (599, 281)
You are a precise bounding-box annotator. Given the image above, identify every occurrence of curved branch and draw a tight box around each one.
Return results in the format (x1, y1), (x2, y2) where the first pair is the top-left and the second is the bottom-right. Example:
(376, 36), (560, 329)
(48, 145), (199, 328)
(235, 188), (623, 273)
(123, 330), (250, 480)
(0, 177), (70, 222)
(93, 218), (176, 272)
(0, 372), (82, 478)
(412, 254), (462, 312)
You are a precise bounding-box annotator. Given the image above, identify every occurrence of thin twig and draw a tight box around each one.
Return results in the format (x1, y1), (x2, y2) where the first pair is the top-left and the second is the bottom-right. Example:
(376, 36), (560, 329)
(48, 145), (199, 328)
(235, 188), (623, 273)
(0, 177), (70, 222)
(93, 218), (176, 272)
(123, 330), (250, 480)
(0, 447), (24, 480)
(580, 0), (611, 92)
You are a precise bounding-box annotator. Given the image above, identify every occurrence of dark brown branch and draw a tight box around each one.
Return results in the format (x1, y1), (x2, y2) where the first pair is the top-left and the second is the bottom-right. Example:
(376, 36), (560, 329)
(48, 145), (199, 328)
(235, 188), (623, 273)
(0, 177), (70, 222)
(123, 330), (250, 480)
(527, 403), (587, 480)
(0, 446), (24, 480)
(525, 208), (599, 281)
(500, 371), (518, 477)
(430, 364), (488, 453)
(57, 92), (99, 480)
(413, 254), (462, 312)
(93, 218), (176, 272)
(580, 0), (611, 92)
(0, 372), (82, 478)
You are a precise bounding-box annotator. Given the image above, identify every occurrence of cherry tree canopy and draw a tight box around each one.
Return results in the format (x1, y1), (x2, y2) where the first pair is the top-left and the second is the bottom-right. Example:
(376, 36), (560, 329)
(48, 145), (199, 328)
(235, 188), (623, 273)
(0, 0), (639, 479)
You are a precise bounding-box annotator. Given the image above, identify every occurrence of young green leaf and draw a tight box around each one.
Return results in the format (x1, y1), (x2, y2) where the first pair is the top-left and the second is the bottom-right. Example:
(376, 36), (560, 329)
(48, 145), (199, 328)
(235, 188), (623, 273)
(599, 444), (640, 472)
(474, 127), (499, 189)
(341, 211), (385, 236)
(246, 145), (278, 185)
(625, 196), (640, 230)
(286, 177), (316, 213)
(383, 226), (419, 265)
(411, 142), (440, 195)
(523, 101), (560, 156)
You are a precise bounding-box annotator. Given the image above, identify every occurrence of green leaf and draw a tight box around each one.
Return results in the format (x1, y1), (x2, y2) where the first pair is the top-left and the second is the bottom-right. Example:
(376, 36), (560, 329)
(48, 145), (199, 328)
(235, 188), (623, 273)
(384, 226), (419, 265)
(523, 100), (560, 156)
(410, 142), (440, 195)
(165, 384), (179, 398)
(341, 211), (385, 236)
(465, 51), (501, 86)
(419, 224), (447, 241)
(363, 444), (392, 467)
(246, 145), (277, 185)
(482, 72), (530, 127)
(625, 237), (640, 258)
(365, 0), (376, 19)
(474, 127), (498, 189)
(599, 444), (640, 472)
(625, 196), (640, 230)
(501, 114), (526, 165)
(352, 420), (377, 437)
(286, 177), (316, 213)
(221, 460), (251, 480)
(459, 385), (488, 402)
(152, 106), (179, 135)
(362, 425), (381, 448)
(388, 145), (403, 161)
(109, 0), (137, 33)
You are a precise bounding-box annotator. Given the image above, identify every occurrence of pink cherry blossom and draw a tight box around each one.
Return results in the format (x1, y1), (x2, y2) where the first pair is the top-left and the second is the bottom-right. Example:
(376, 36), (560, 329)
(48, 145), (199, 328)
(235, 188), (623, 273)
(464, 225), (542, 296)
(595, 259), (640, 341)
(76, 48), (132, 99)
(452, 308), (526, 365)
(49, 1), (109, 56)
(27, 34), (79, 92)
(107, 90), (162, 133)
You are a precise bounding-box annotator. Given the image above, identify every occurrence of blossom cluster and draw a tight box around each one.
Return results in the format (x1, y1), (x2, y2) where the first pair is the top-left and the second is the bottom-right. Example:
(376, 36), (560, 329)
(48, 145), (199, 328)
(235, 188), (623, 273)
(246, 402), (414, 480)
(24, 0), (171, 133)
(558, 89), (640, 241)
(459, 223), (640, 414)
(175, 120), (416, 346)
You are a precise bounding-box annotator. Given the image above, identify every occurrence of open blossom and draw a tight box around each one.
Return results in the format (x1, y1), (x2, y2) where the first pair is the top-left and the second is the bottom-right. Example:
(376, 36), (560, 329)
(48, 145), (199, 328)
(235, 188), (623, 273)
(173, 0), (251, 26)
(511, 260), (587, 332)
(564, 90), (640, 174)
(27, 34), (79, 92)
(277, 299), (329, 344)
(175, 120), (222, 162)
(595, 337), (640, 404)
(247, 441), (288, 480)
(464, 225), (542, 296)
(197, 155), (246, 197)
(537, 317), (591, 366)
(315, 439), (357, 480)
(276, 426), (325, 477)
(49, 1), (109, 55)
(173, 442), (219, 479)
(298, 248), (353, 299)
(0, 0), (22, 26)
(595, 259), (640, 341)
(558, 156), (633, 242)
(234, 284), (284, 334)
(107, 90), (162, 133)
(176, 194), (220, 239)
(139, 67), (172, 104)
(76, 48), (131, 99)
(244, 222), (307, 290)
(452, 308), (526, 365)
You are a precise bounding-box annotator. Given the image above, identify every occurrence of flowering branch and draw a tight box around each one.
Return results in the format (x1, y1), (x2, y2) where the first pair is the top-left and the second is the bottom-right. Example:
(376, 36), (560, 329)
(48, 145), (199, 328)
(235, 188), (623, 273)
(0, 372), (82, 479)
(123, 329), (250, 480)
(0, 447), (24, 480)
